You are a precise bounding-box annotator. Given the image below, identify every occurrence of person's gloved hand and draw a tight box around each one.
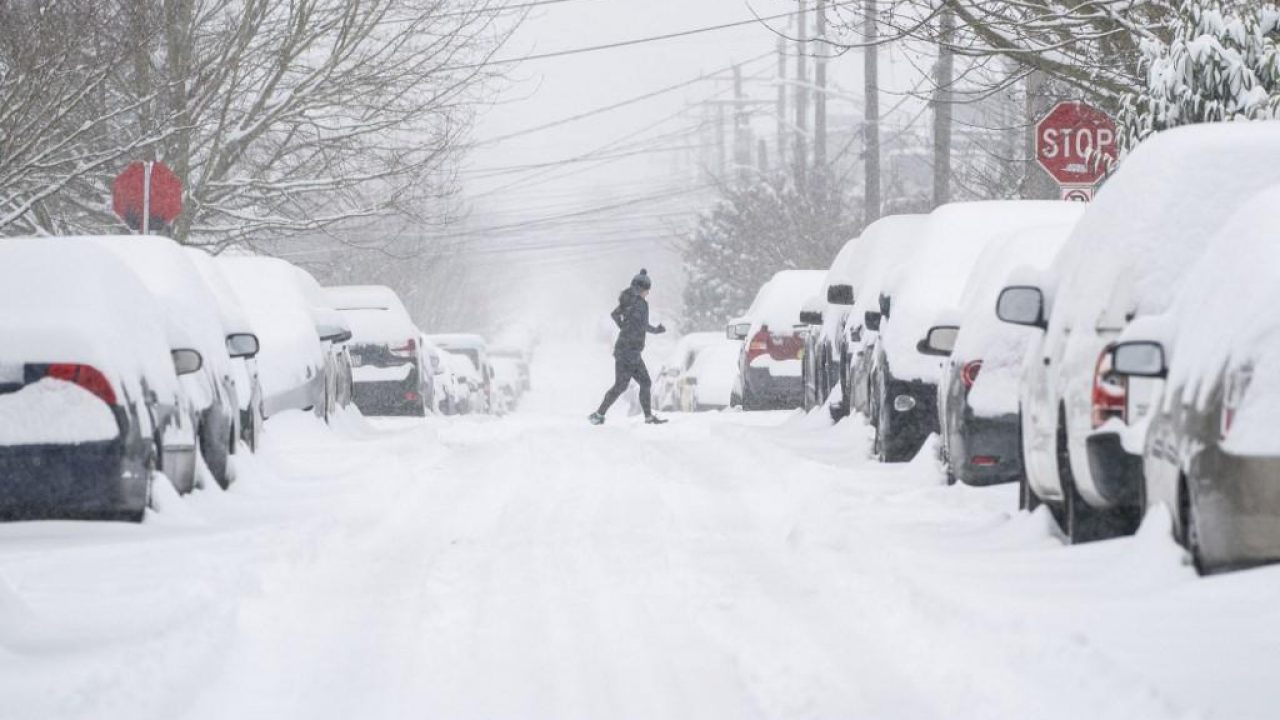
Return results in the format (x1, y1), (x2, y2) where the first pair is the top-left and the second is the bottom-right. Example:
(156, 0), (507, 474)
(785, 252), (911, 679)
(655, 324), (667, 334)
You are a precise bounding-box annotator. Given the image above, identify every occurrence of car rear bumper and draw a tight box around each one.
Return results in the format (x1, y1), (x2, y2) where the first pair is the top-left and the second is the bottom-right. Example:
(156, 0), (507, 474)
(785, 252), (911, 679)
(951, 411), (1022, 486)
(743, 367), (803, 408)
(1195, 450), (1280, 570)
(353, 377), (424, 416)
(0, 439), (147, 521)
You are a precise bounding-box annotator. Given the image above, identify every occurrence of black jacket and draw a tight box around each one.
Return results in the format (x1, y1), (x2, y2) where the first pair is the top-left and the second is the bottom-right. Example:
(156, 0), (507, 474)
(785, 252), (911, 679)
(611, 288), (662, 357)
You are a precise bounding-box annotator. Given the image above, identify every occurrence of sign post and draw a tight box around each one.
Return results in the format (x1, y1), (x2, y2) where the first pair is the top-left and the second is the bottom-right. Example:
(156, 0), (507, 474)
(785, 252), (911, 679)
(1034, 101), (1117, 201)
(112, 161), (183, 235)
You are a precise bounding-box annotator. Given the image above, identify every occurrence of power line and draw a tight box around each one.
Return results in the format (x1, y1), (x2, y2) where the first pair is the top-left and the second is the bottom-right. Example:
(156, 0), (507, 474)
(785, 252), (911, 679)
(443, 2), (858, 71)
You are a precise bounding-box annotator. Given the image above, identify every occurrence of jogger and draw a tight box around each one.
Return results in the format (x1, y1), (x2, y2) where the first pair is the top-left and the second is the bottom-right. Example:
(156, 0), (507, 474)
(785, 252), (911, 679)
(590, 269), (667, 425)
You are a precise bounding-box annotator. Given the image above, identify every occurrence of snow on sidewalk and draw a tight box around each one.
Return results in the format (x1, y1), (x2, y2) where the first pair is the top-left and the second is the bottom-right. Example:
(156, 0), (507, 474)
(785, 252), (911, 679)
(1, 342), (1278, 720)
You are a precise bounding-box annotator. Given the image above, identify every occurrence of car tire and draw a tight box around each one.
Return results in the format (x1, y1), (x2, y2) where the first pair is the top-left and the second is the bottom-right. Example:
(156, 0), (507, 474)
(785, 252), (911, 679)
(1018, 474), (1041, 512)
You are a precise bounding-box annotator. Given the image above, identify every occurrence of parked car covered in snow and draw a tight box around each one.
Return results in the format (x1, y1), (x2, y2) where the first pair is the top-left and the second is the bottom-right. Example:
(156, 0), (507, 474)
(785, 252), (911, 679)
(89, 236), (246, 489)
(872, 201), (1081, 462)
(0, 239), (203, 521)
(326, 285), (429, 417)
(219, 256), (346, 422)
(936, 218), (1081, 486)
(440, 350), (484, 414)
(801, 235), (861, 413)
(184, 248), (264, 451)
(654, 332), (720, 412)
(997, 123), (1280, 543)
(727, 270), (825, 410)
(1104, 185), (1280, 572)
(840, 215), (927, 419)
(490, 345), (531, 398)
(679, 338), (742, 412)
(428, 334), (494, 413)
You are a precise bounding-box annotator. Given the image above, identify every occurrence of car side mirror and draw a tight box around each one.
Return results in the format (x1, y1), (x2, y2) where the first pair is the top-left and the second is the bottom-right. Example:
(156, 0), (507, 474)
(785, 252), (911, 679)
(864, 311), (881, 332)
(826, 284), (854, 306)
(318, 325), (352, 344)
(225, 333), (260, 359)
(799, 310), (823, 325)
(917, 325), (959, 356)
(727, 322), (750, 341)
(171, 348), (204, 376)
(1110, 341), (1167, 378)
(879, 294), (892, 318)
(996, 286), (1047, 330)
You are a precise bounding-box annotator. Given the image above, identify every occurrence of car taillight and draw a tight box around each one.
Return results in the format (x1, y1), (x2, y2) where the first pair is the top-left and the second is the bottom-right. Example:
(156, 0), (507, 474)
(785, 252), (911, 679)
(391, 338), (417, 359)
(45, 364), (117, 406)
(961, 360), (982, 389)
(1091, 348), (1126, 429)
(746, 328), (770, 363)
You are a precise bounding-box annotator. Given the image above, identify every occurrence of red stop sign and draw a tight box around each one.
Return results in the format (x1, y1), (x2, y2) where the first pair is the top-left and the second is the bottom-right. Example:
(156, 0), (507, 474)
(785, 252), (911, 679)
(1035, 101), (1117, 186)
(112, 161), (183, 232)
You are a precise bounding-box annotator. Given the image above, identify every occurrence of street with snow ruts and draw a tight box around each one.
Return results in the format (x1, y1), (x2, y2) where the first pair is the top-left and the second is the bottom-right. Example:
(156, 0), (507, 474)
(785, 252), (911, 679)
(1, 342), (1276, 720)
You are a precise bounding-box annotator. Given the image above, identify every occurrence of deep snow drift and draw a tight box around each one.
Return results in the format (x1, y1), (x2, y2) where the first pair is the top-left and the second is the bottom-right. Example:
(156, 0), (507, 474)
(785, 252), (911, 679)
(0, 342), (1277, 720)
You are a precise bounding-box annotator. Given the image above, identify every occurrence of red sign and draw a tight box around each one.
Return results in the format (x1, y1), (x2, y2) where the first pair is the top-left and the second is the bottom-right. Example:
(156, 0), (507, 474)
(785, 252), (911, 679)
(1035, 101), (1117, 186)
(112, 161), (183, 233)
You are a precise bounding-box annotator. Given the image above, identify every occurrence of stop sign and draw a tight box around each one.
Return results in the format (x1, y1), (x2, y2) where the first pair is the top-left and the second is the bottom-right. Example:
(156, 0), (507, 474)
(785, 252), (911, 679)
(1035, 101), (1117, 186)
(112, 161), (183, 233)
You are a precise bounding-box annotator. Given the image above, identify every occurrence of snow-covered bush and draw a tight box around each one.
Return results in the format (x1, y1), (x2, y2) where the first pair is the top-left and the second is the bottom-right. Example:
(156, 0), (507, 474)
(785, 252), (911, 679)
(1120, 2), (1280, 147)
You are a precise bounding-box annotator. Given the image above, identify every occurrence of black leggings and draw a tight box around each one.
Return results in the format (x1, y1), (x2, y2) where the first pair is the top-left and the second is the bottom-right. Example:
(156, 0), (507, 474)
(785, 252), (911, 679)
(597, 354), (652, 416)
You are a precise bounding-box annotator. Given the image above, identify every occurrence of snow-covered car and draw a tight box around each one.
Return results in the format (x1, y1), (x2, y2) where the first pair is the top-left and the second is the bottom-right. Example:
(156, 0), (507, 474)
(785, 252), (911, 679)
(184, 248), (264, 451)
(654, 332), (720, 411)
(679, 338), (742, 411)
(801, 234), (861, 413)
(1106, 185), (1280, 573)
(288, 269), (355, 420)
(428, 334), (494, 413)
(840, 214), (928, 419)
(419, 337), (453, 414)
(997, 123), (1280, 543)
(89, 236), (245, 489)
(490, 355), (524, 414)
(326, 285), (429, 417)
(440, 350), (484, 414)
(936, 219), (1081, 487)
(0, 239), (203, 521)
(489, 345), (531, 399)
(873, 201), (1082, 462)
(727, 270), (826, 410)
(219, 256), (343, 421)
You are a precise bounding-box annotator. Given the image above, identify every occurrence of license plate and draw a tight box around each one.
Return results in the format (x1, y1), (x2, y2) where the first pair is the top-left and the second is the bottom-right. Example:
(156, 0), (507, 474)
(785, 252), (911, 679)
(0, 362), (23, 384)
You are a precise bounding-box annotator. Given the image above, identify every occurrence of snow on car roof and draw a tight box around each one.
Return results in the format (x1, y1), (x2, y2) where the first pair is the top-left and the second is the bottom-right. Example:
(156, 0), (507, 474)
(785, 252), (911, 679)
(847, 214), (928, 325)
(881, 201), (1084, 383)
(0, 238), (180, 401)
(663, 332), (721, 368)
(746, 270), (826, 332)
(326, 285), (416, 345)
(183, 248), (255, 336)
(219, 256), (325, 399)
(822, 235), (863, 290)
(84, 235), (235, 381)
(1049, 122), (1280, 349)
(429, 333), (489, 351)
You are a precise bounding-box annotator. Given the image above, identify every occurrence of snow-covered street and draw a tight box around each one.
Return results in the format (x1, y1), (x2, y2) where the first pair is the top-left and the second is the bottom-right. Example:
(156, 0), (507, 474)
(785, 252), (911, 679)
(2, 341), (1277, 720)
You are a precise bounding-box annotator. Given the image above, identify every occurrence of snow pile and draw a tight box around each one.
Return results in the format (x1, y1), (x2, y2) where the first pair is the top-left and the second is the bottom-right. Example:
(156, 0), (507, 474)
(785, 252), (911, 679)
(0, 378), (119, 445)
(0, 238), (180, 407)
(953, 221), (1081, 416)
(1050, 122), (1280, 385)
(326, 285), (417, 346)
(881, 201), (1087, 383)
(219, 256), (324, 401)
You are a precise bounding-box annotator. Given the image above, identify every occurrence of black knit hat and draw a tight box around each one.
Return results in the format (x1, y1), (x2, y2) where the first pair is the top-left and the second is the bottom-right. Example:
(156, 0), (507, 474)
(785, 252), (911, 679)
(631, 268), (652, 290)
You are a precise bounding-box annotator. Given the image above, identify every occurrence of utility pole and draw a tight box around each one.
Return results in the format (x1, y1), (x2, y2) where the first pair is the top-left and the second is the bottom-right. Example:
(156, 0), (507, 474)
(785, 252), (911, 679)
(758, 139), (769, 172)
(733, 64), (751, 174)
(794, 0), (809, 190)
(814, 0), (828, 172)
(776, 36), (788, 173)
(716, 102), (727, 178)
(932, 7), (955, 208)
(1021, 69), (1059, 198)
(863, 0), (881, 223)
